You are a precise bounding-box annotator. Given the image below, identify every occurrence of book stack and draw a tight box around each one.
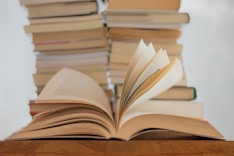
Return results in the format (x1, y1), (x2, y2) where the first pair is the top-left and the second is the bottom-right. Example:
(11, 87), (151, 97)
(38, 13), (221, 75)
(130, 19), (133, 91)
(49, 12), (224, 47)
(103, 0), (196, 103)
(19, 0), (111, 96)
(6, 41), (224, 141)
(6, 0), (224, 141)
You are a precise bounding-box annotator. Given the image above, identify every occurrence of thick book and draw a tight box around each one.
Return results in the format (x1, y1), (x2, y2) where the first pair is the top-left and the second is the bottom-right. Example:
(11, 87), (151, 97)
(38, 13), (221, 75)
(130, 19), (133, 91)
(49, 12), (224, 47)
(7, 40), (223, 141)
(116, 85), (197, 101)
(25, 1), (98, 18)
(35, 46), (110, 55)
(24, 19), (103, 33)
(36, 51), (109, 68)
(104, 11), (189, 29)
(32, 27), (106, 44)
(104, 11), (189, 25)
(106, 0), (181, 11)
(19, 0), (93, 5)
(34, 37), (108, 51)
(111, 40), (183, 56)
(109, 28), (181, 42)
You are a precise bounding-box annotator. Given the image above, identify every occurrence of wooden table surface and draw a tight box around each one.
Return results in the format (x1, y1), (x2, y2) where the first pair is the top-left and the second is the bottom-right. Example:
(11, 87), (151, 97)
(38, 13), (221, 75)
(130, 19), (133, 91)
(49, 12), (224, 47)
(0, 140), (234, 156)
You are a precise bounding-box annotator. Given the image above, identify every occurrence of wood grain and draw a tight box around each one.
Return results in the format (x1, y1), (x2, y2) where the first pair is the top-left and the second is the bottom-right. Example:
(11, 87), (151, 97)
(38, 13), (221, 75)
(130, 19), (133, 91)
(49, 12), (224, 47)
(0, 140), (234, 156)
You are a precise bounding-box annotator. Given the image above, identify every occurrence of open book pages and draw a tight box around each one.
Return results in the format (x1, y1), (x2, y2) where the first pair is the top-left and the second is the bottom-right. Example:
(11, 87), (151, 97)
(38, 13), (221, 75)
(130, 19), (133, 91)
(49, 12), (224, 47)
(7, 40), (223, 141)
(36, 67), (114, 120)
(117, 40), (183, 123)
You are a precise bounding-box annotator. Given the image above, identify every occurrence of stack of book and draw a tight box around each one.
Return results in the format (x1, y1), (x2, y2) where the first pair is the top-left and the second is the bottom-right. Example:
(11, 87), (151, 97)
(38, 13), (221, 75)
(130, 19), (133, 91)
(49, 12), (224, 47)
(6, 40), (223, 140)
(7, 0), (224, 141)
(19, 0), (110, 96)
(103, 0), (196, 103)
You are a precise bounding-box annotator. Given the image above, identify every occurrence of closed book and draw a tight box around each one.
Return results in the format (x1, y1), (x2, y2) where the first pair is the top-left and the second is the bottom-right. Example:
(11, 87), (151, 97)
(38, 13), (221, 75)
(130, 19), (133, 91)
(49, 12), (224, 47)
(24, 19), (103, 33)
(106, 0), (181, 11)
(116, 85), (196, 101)
(26, 1), (97, 18)
(109, 28), (181, 42)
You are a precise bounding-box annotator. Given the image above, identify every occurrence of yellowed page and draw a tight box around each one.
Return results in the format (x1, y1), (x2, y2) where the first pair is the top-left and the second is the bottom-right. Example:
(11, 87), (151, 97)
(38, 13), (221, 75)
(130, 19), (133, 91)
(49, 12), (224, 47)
(117, 40), (147, 121)
(119, 40), (155, 116)
(118, 40), (183, 124)
(23, 105), (116, 135)
(8, 122), (111, 140)
(120, 100), (204, 126)
(37, 68), (113, 121)
(125, 58), (183, 110)
(127, 46), (170, 101)
(116, 114), (223, 141)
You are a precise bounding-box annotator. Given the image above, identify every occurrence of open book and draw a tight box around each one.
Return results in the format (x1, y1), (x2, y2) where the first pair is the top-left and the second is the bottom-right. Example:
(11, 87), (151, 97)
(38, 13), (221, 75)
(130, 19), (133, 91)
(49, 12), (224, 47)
(7, 40), (223, 140)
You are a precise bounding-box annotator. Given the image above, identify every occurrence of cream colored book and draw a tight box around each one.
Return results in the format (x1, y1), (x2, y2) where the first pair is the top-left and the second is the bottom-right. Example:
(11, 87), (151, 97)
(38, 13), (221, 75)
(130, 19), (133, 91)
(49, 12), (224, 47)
(36, 51), (109, 68)
(111, 40), (183, 56)
(109, 28), (181, 43)
(34, 37), (108, 51)
(116, 85), (197, 100)
(7, 40), (223, 141)
(19, 0), (92, 5)
(24, 19), (103, 33)
(32, 27), (106, 43)
(26, 1), (97, 18)
(105, 12), (189, 24)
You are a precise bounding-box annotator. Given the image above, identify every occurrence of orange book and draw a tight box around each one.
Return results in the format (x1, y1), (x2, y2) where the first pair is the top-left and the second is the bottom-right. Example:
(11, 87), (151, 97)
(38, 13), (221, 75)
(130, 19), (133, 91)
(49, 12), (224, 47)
(109, 28), (181, 40)
(107, 0), (181, 11)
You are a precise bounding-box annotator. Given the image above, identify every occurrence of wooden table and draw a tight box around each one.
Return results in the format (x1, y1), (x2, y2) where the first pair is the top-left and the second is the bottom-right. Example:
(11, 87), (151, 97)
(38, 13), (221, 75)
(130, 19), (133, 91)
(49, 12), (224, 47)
(0, 140), (234, 156)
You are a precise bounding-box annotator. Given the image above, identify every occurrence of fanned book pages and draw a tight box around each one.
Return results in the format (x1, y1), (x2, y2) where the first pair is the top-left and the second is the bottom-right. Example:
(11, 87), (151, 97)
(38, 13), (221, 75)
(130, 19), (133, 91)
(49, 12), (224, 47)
(7, 40), (223, 141)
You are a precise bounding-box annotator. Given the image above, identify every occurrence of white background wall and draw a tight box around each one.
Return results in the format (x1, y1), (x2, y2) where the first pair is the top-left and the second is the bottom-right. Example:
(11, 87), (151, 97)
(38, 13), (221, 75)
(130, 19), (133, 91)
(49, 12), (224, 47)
(180, 0), (234, 140)
(0, 0), (233, 140)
